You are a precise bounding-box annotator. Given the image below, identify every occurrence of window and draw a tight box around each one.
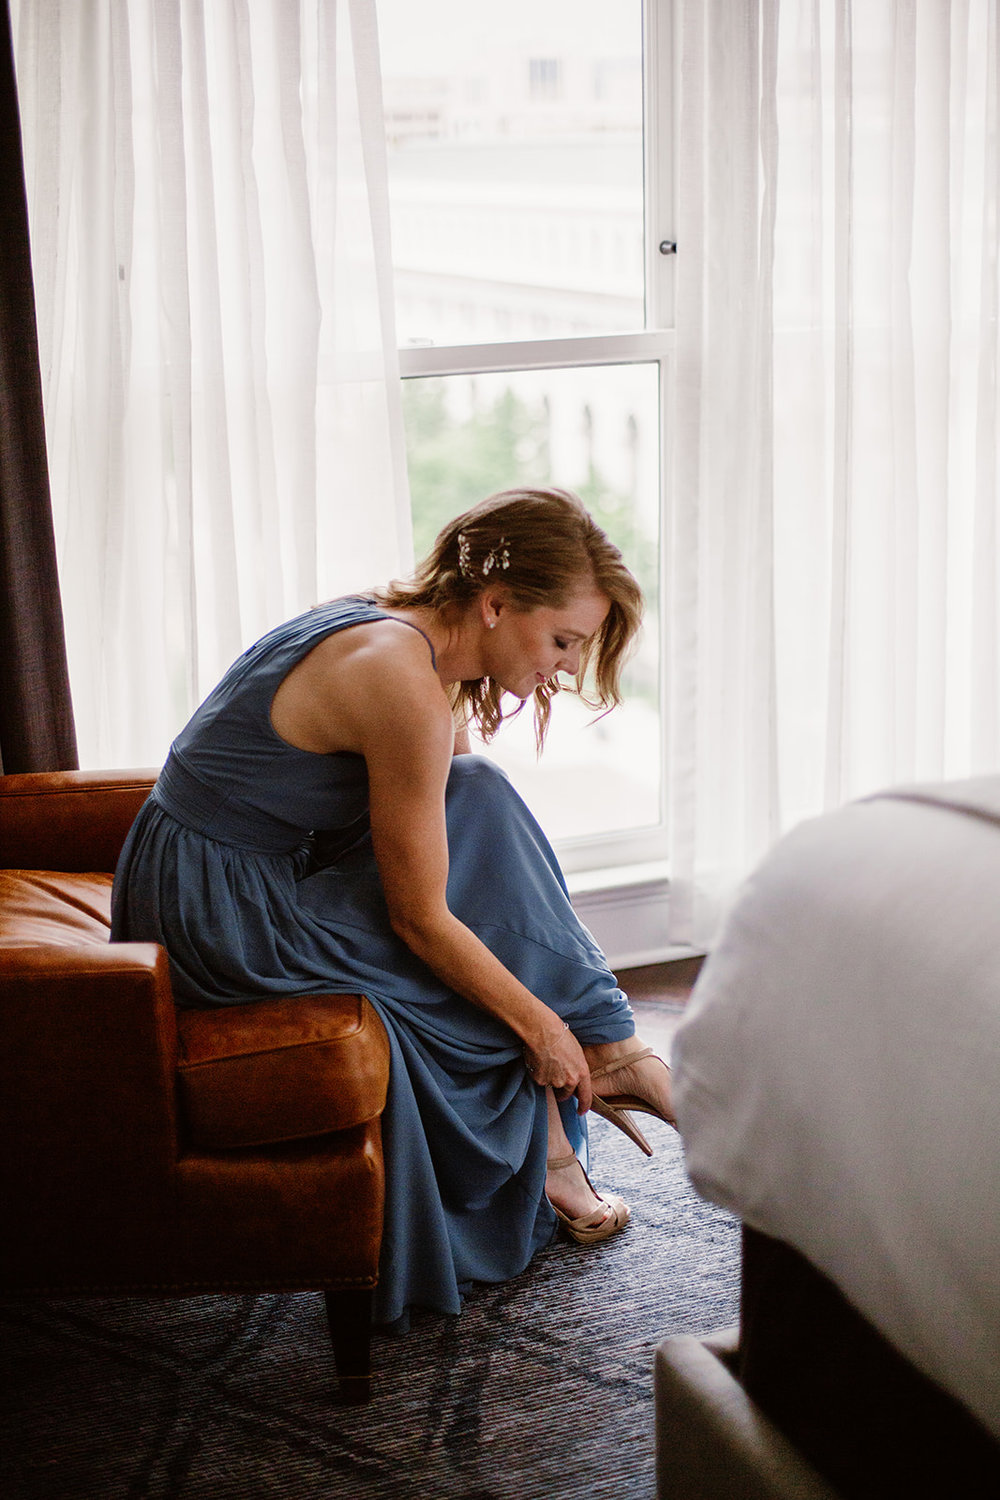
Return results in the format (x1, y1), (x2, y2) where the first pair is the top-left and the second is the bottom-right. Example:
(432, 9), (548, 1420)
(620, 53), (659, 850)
(529, 58), (562, 101)
(377, 0), (674, 879)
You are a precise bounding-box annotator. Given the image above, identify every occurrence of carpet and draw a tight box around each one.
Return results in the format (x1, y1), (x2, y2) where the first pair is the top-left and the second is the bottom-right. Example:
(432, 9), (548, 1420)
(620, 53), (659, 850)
(0, 1116), (739, 1500)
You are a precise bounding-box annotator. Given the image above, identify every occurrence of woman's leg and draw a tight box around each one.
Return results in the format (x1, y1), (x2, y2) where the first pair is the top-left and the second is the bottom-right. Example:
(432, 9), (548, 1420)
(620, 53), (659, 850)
(442, 758), (636, 1044)
(543, 1086), (624, 1223)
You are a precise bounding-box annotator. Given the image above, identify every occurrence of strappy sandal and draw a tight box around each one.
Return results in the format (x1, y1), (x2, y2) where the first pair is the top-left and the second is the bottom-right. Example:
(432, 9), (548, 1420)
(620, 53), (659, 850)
(546, 1152), (630, 1244)
(588, 1046), (676, 1158)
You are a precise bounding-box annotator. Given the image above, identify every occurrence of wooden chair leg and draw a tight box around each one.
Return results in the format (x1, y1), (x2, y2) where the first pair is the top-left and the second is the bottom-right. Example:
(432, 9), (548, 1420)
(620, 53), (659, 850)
(324, 1287), (374, 1402)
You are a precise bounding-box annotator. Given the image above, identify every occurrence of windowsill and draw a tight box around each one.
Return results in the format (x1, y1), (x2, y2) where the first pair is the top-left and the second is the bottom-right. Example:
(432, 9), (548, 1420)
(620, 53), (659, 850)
(566, 859), (670, 898)
(565, 860), (698, 969)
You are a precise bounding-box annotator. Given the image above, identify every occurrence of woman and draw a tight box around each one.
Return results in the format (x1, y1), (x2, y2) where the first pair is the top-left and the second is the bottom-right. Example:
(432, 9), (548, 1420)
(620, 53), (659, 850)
(112, 486), (674, 1328)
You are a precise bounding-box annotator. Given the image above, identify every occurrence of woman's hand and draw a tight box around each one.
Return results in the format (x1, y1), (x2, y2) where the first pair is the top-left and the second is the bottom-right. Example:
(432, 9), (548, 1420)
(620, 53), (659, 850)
(523, 1018), (593, 1114)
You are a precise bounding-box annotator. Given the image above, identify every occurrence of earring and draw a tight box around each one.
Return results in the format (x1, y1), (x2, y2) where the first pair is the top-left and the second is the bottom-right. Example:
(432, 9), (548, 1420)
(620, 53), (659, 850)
(487, 620), (496, 629)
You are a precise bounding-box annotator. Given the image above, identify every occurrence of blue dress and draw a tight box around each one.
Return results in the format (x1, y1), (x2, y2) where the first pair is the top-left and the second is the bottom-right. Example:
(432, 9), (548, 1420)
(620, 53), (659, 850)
(111, 597), (635, 1326)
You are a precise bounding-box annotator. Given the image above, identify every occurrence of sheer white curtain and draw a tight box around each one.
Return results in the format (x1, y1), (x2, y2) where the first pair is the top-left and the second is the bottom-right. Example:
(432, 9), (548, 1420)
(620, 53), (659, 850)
(669, 0), (1000, 946)
(11, 0), (411, 769)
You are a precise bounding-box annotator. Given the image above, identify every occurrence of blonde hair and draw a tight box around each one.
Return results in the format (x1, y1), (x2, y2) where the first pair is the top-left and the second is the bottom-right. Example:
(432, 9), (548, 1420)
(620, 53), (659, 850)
(374, 487), (643, 748)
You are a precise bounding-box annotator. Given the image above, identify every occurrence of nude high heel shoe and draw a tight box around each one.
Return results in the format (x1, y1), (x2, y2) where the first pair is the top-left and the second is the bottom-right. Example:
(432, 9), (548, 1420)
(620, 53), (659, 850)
(588, 1046), (676, 1158)
(546, 1153), (630, 1244)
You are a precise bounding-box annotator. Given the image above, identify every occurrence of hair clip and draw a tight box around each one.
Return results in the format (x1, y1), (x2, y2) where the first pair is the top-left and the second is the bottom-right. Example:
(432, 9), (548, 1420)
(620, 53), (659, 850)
(457, 532), (512, 580)
(482, 538), (511, 575)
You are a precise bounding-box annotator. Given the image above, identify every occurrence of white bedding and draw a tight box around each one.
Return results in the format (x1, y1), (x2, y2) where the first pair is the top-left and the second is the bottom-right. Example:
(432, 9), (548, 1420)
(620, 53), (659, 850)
(672, 778), (1000, 1440)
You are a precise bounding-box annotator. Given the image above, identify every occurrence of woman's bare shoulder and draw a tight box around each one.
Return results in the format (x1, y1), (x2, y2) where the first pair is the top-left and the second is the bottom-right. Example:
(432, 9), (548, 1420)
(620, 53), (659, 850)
(271, 614), (446, 755)
(307, 614), (439, 693)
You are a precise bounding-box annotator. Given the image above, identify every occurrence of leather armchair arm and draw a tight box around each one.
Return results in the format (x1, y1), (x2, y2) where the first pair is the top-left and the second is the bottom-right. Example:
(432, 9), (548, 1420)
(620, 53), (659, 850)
(0, 769), (158, 871)
(0, 940), (184, 1287)
(0, 941), (179, 1173)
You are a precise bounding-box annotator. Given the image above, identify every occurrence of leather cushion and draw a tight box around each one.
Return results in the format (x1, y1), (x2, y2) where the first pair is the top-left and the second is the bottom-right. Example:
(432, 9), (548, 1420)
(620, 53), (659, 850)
(0, 870), (112, 946)
(176, 993), (390, 1150)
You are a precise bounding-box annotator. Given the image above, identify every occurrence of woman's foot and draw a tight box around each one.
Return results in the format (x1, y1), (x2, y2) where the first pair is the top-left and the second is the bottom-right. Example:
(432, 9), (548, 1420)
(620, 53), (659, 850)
(546, 1153), (630, 1243)
(543, 1085), (629, 1243)
(584, 1039), (676, 1156)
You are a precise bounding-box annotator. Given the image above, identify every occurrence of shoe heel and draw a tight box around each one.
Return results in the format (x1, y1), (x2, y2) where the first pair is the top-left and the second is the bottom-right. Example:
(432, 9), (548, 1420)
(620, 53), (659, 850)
(590, 1096), (653, 1157)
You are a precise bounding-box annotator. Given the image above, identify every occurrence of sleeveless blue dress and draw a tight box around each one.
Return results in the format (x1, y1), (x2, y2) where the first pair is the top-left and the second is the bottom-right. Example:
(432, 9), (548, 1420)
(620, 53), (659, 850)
(111, 597), (635, 1326)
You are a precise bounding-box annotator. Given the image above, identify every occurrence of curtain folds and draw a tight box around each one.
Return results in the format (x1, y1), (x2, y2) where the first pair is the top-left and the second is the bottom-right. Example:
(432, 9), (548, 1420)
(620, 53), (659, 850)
(12, 0), (1000, 945)
(10, 0), (411, 769)
(669, 0), (1000, 946)
(0, 0), (77, 774)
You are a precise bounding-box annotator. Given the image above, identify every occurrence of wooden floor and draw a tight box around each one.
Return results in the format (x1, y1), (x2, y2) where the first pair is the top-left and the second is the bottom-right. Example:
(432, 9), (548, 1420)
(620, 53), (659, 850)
(616, 956), (704, 1058)
(618, 956), (704, 1007)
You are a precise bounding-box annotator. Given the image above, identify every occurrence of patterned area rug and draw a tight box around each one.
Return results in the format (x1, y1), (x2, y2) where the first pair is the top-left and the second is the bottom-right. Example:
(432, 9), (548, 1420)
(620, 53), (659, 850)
(0, 1117), (739, 1500)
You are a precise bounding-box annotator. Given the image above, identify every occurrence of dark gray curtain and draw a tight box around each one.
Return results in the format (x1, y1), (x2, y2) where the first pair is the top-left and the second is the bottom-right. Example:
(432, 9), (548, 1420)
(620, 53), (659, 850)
(0, 0), (77, 774)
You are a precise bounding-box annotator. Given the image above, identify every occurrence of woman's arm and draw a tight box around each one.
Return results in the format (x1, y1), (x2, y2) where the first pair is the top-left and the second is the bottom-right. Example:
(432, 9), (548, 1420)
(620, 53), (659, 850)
(295, 623), (591, 1107)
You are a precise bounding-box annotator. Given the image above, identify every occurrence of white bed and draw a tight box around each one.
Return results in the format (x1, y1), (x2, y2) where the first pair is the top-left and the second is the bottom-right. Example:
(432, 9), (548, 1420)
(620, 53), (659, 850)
(672, 777), (1000, 1445)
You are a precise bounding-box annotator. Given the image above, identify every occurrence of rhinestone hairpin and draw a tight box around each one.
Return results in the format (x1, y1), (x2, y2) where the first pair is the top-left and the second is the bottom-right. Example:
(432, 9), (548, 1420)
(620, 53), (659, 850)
(482, 538), (511, 575)
(457, 532), (511, 580)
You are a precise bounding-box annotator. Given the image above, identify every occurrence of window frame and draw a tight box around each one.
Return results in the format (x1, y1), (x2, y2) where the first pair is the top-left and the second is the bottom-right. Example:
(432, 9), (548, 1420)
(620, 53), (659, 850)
(393, 0), (677, 879)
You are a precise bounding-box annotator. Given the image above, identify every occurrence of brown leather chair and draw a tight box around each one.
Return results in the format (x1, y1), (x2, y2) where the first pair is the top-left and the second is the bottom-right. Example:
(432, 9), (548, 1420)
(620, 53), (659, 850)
(0, 769), (390, 1402)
